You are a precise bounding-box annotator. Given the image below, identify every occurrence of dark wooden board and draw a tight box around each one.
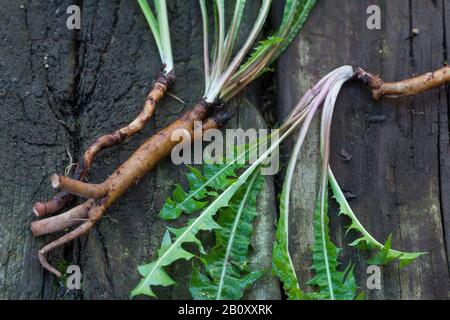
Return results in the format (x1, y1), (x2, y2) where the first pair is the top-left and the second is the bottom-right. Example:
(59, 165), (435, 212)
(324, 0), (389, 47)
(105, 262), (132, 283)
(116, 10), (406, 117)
(0, 0), (78, 299)
(276, 0), (450, 299)
(0, 0), (280, 299)
(0, 0), (449, 300)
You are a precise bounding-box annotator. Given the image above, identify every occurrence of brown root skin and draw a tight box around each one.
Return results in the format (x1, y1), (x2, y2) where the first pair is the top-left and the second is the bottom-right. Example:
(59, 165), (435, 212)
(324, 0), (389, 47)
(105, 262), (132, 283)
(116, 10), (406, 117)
(35, 66), (446, 216)
(33, 194), (68, 218)
(38, 219), (95, 278)
(34, 100), (223, 277)
(33, 65), (450, 277)
(31, 200), (93, 236)
(356, 66), (450, 100)
(51, 175), (109, 199)
(31, 117), (223, 238)
(33, 71), (174, 218)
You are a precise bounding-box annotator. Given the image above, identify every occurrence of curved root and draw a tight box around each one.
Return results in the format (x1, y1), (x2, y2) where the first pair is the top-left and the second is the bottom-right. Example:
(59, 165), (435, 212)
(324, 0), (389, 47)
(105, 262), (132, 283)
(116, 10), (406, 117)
(38, 219), (96, 277)
(33, 103), (220, 277)
(33, 72), (173, 218)
(356, 66), (450, 100)
(37, 202), (108, 277)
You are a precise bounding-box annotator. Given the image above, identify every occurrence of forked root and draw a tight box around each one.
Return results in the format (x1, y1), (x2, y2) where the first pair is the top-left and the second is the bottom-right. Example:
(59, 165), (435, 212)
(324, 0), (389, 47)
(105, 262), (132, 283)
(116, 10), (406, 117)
(356, 66), (450, 100)
(33, 64), (450, 278)
(38, 219), (96, 277)
(33, 72), (174, 218)
(33, 101), (231, 277)
(38, 201), (109, 277)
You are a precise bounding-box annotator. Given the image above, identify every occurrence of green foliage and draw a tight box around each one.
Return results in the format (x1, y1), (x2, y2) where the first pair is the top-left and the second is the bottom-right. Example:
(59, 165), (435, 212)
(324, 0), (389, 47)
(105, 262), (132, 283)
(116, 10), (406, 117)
(138, 0), (173, 73)
(190, 172), (264, 300)
(159, 134), (277, 221)
(273, 68), (360, 301)
(367, 234), (398, 266)
(328, 168), (426, 268)
(132, 155), (267, 297)
(159, 162), (244, 220)
(235, 36), (283, 76)
(271, 0), (317, 63)
(272, 181), (304, 300)
(272, 126), (306, 300)
(130, 209), (221, 298)
(225, 0), (317, 97)
(307, 188), (357, 300)
(132, 124), (290, 299)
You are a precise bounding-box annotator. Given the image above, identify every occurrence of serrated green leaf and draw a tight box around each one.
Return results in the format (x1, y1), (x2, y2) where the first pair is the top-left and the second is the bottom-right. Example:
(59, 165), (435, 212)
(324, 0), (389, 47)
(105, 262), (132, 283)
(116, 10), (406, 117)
(271, 0), (317, 63)
(132, 131), (284, 299)
(367, 234), (398, 265)
(131, 209), (221, 298)
(234, 36), (283, 76)
(305, 68), (359, 300)
(159, 162), (244, 220)
(328, 168), (426, 267)
(307, 188), (358, 300)
(273, 66), (356, 300)
(272, 127), (307, 300)
(272, 181), (304, 299)
(130, 230), (177, 298)
(159, 136), (276, 221)
(190, 172), (265, 300)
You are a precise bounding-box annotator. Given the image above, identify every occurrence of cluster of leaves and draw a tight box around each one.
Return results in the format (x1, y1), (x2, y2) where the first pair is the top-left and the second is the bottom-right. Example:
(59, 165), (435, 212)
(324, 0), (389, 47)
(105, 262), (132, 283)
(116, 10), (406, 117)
(158, 160), (244, 220)
(131, 157), (265, 299)
(307, 189), (358, 300)
(198, 0), (318, 102)
(131, 122), (294, 299)
(221, 0), (317, 101)
(272, 66), (425, 300)
(133, 1), (426, 301)
(328, 169), (425, 268)
(190, 172), (264, 300)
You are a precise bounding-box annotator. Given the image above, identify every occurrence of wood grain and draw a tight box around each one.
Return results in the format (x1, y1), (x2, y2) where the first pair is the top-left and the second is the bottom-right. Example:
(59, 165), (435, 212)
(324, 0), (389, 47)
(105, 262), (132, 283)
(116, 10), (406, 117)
(276, 0), (450, 299)
(1, 0), (449, 300)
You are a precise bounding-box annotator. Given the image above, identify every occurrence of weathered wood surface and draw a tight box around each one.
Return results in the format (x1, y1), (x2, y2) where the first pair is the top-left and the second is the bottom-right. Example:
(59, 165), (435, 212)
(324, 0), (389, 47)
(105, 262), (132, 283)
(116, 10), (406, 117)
(0, 0), (449, 300)
(276, 0), (450, 299)
(0, 0), (280, 299)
